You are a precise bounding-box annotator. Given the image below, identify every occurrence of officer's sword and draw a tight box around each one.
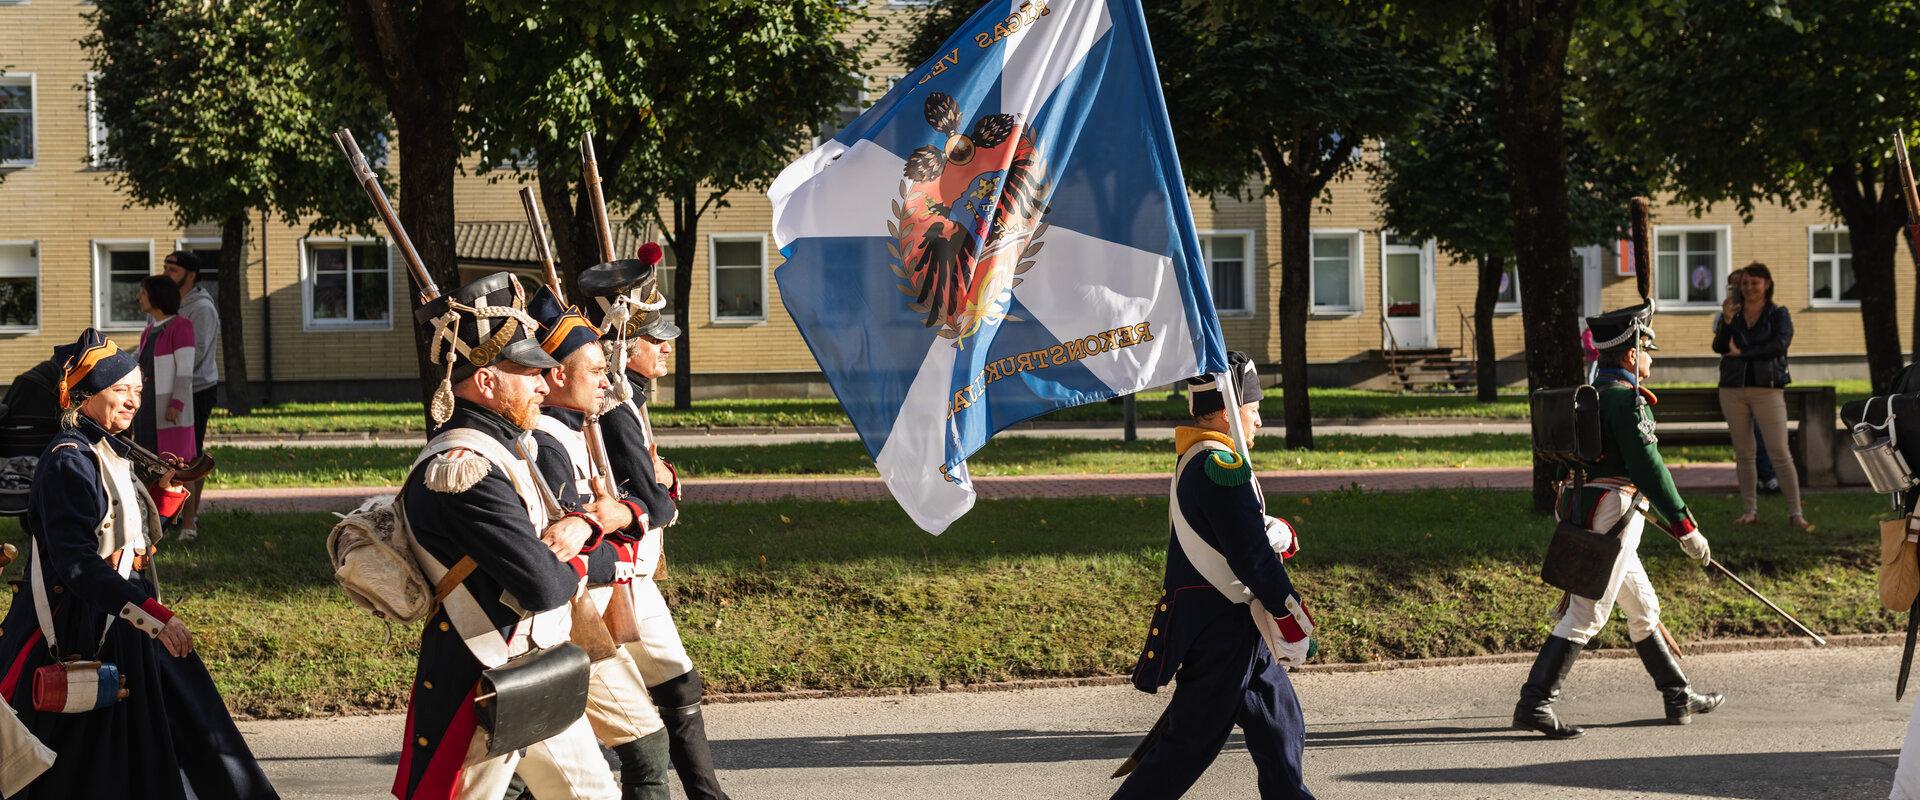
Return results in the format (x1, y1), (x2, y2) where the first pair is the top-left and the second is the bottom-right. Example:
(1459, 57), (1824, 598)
(1706, 558), (1827, 646)
(1900, 595), (1920, 700)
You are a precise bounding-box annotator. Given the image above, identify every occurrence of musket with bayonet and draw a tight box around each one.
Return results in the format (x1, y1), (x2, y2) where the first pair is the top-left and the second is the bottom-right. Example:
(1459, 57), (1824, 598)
(574, 135), (629, 498)
(334, 129), (439, 304)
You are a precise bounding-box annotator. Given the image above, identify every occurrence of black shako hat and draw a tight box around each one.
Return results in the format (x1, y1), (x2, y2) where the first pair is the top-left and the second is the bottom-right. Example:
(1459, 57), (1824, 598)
(413, 271), (558, 424)
(579, 243), (681, 341)
(527, 286), (602, 363)
(1587, 301), (1659, 352)
(1187, 351), (1262, 417)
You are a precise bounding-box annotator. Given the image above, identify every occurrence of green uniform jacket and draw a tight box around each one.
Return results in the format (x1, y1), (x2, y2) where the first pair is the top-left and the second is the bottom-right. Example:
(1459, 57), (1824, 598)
(1557, 371), (1699, 536)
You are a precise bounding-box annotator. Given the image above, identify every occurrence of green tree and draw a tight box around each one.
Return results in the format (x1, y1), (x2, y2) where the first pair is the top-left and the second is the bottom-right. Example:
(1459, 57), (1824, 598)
(469, 2), (866, 410)
(1582, 0), (1920, 391)
(85, 0), (389, 414)
(1374, 42), (1644, 402)
(908, 0), (1443, 450)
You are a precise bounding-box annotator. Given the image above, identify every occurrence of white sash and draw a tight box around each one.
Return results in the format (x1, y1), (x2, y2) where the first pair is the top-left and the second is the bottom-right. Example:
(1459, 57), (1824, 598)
(404, 427), (573, 669)
(1169, 439), (1290, 662)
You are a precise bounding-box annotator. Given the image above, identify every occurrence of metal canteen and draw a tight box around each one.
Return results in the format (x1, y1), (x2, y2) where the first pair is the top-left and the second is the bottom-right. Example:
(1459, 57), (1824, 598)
(1853, 398), (1919, 496)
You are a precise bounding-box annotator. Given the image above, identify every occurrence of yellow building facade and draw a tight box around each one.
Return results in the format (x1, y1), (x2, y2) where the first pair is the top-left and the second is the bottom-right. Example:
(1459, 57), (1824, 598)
(2, 0), (1902, 401)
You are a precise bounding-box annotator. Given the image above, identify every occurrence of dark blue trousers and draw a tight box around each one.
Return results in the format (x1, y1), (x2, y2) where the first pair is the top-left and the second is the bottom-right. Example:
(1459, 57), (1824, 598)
(1111, 614), (1315, 800)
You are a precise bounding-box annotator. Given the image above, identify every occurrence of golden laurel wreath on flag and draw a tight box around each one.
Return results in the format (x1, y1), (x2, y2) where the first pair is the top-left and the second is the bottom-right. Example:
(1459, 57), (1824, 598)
(888, 92), (1054, 347)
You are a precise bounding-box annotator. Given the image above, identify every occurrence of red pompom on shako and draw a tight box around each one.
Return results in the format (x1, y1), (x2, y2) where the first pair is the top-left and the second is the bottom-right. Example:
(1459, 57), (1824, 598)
(636, 242), (664, 266)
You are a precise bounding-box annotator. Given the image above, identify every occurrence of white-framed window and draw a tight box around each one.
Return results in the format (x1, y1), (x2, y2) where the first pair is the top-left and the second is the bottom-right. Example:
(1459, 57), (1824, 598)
(1308, 229), (1363, 315)
(0, 74), (35, 167)
(1653, 225), (1731, 308)
(92, 240), (153, 330)
(0, 241), (40, 332)
(815, 73), (866, 146)
(656, 244), (678, 324)
(174, 237), (223, 301)
(1808, 226), (1857, 307)
(301, 237), (392, 329)
(1199, 230), (1255, 316)
(1495, 259), (1521, 311)
(708, 233), (767, 323)
(85, 72), (111, 168)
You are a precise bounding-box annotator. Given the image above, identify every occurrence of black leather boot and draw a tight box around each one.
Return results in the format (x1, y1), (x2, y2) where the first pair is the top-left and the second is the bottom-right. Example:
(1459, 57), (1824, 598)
(1634, 634), (1724, 724)
(612, 729), (672, 800)
(652, 670), (731, 800)
(1513, 636), (1585, 739)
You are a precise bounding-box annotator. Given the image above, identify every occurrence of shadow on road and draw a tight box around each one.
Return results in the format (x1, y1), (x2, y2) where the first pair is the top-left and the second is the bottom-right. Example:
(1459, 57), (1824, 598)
(713, 729), (1195, 769)
(1343, 748), (1898, 799)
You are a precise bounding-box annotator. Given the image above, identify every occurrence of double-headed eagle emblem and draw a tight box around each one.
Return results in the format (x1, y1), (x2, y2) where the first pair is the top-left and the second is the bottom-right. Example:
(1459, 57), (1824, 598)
(889, 92), (1052, 345)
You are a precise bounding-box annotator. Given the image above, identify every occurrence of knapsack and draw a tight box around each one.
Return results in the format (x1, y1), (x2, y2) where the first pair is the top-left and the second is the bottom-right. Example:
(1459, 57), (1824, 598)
(326, 428), (519, 623)
(1531, 385), (1603, 473)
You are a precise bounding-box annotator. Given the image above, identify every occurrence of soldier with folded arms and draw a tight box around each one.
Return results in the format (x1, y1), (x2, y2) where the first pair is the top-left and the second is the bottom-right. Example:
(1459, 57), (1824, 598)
(581, 245), (730, 800)
(1513, 303), (1724, 740)
(1114, 351), (1316, 800)
(391, 273), (618, 800)
(525, 285), (674, 798)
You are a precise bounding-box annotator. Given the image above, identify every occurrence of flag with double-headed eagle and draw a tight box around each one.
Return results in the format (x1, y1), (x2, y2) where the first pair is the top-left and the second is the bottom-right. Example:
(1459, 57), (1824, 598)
(769, 0), (1229, 533)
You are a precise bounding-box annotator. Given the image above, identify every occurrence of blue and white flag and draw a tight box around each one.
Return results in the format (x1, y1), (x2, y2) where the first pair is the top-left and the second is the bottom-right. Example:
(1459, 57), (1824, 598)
(769, 0), (1229, 533)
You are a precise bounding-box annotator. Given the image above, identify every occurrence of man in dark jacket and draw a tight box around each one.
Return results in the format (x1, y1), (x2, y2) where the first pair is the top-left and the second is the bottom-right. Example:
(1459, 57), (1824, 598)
(1115, 352), (1315, 800)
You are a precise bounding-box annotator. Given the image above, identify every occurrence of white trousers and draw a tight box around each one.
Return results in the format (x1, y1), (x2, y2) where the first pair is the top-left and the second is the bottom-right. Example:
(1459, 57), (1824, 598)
(454, 712), (619, 800)
(1895, 693), (1920, 799)
(1551, 486), (1663, 645)
(0, 702), (54, 796)
(583, 585), (666, 746)
(623, 580), (695, 688)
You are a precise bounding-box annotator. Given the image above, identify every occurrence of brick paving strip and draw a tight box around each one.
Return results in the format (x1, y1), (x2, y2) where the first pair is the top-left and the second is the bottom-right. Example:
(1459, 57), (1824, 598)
(201, 464), (1743, 514)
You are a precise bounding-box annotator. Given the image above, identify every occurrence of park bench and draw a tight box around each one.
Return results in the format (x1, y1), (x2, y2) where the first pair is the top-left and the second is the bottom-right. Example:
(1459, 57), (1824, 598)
(1648, 386), (1838, 486)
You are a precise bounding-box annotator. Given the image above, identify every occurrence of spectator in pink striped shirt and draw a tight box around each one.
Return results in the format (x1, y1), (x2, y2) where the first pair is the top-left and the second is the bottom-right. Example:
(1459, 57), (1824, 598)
(133, 275), (198, 476)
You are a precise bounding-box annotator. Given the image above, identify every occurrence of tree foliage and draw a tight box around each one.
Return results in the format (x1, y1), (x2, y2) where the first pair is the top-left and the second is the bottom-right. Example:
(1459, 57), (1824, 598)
(1580, 0), (1920, 390)
(1373, 42), (1644, 401)
(85, 0), (391, 413)
(467, 1), (867, 409)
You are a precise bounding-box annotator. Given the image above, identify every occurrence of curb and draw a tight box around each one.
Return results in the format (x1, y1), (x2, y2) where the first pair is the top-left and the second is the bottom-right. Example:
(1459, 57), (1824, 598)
(702, 632), (1894, 704)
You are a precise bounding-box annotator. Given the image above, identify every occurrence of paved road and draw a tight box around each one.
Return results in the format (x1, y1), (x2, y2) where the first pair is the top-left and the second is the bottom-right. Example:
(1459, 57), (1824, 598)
(245, 643), (1909, 799)
(200, 463), (1743, 513)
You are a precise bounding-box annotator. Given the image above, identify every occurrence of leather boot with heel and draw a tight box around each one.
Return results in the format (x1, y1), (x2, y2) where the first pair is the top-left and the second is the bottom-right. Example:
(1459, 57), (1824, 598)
(1634, 634), (1723, 724)
(1513, 636), (1585, 739)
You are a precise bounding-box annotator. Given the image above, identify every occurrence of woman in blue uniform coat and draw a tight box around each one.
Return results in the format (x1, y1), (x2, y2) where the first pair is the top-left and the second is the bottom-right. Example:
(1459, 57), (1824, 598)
(0, 329), (277, 800)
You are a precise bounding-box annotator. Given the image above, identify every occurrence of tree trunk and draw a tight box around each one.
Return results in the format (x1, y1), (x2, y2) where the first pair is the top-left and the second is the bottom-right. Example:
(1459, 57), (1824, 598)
(1274, 181), (1314, 450)
(215, 214), (254, 415)
(1475, 254), (1502, 403)
(1494, 0), (1582, 513)
(1827, 162), (1907, 392)
(340, 0), (466, 419)
(669, 193), (698, 411)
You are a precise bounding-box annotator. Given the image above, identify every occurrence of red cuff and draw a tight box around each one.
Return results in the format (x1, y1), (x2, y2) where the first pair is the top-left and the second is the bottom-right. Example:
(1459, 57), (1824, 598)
(619, 499), (650, 534)
(567, 556), (588, 579)
(168, 399), (186, 413)
(139, 598), (174, 625)
(662, 459), (681, 500)
(563, 511), (606, 552)
(1274, 613), (1308, 643)
(1668, 514), (1697, 537)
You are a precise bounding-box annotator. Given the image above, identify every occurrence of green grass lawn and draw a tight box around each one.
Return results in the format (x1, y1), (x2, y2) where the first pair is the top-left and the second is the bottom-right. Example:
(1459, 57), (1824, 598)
(202, 435), (1737, 488)
(207, 380), (1875, 436)
(0, 489), (1887, 718)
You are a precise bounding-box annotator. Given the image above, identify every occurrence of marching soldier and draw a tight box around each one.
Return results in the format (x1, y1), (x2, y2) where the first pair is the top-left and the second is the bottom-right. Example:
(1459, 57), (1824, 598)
(1114, 352), (1316, 800)
(1514, 303), (1725, 739)
(0, 329), (276, 798)
(392, 273), (618, 800)
(0, 542), (55, 796)
(580, 245), (730, 800)
(525, 286), (674, 798)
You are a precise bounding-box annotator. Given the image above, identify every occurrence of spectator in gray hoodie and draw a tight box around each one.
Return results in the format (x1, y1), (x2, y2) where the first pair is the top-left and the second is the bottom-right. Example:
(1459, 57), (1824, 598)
(164, 250), (219, 541)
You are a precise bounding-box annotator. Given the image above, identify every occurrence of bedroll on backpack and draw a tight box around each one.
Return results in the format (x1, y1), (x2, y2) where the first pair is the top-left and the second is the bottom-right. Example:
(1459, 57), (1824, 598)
(327, 495), (435, 623)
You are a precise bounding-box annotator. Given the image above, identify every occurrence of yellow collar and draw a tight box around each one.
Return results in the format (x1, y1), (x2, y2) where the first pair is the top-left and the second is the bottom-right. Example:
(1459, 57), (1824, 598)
(1175, 426), (1235, 454)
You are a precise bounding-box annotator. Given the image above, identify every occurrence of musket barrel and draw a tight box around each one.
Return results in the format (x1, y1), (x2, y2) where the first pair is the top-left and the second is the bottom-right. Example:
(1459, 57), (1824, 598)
(1895, 131), (1920, 238)
(333, 128), (439, 302)
(519, 187), (565, 300)
(580, 134), (618, 264)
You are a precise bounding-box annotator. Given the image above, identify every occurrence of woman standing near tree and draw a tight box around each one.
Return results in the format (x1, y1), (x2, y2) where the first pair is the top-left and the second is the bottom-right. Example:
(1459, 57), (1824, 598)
(1712, 263), (1812, 531)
